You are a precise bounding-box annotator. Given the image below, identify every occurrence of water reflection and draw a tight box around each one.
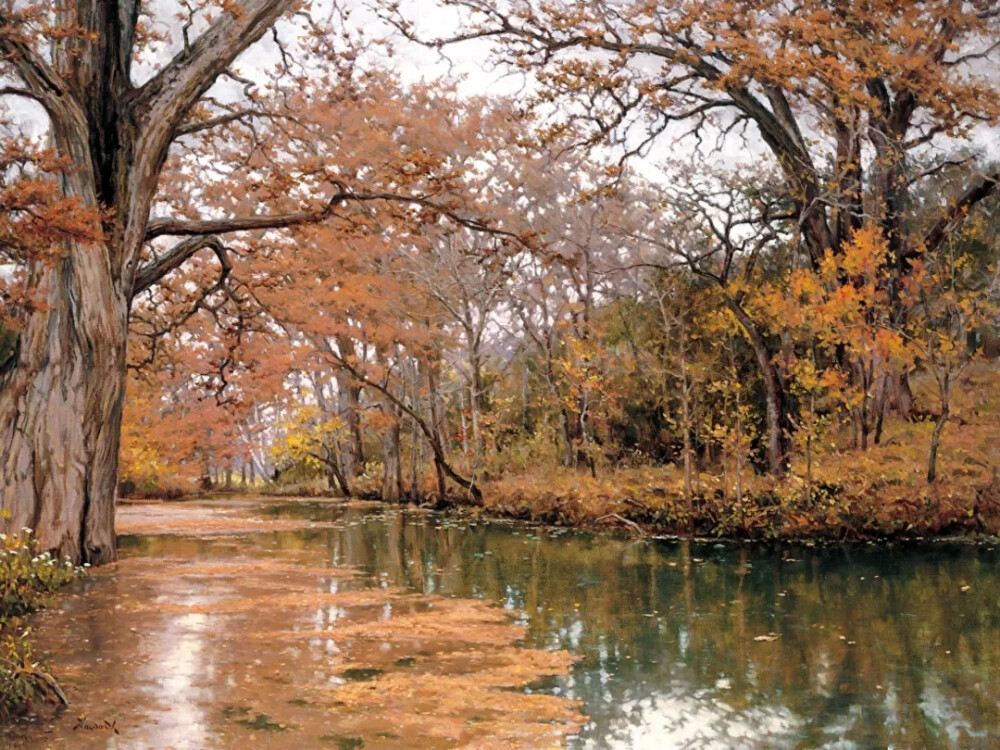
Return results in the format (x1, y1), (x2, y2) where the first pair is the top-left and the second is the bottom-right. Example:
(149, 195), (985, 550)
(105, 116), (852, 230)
(243, 501), (1000, 749)
(8, 498), (1000, 749)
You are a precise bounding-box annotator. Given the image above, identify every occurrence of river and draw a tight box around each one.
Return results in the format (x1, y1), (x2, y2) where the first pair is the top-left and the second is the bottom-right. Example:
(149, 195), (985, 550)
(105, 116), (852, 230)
(4, 496), (999, 749)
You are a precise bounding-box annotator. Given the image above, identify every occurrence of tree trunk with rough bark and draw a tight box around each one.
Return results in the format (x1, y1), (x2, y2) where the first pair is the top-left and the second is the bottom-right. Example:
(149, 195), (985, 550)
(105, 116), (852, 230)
(0, 0), (297, 563)
(0, 254), (128, 563)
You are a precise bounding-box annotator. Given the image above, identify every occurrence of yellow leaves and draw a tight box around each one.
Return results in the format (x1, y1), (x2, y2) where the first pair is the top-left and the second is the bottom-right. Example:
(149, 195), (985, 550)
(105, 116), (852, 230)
(840, 226), (890, 280)
(119, 441), (167, 488)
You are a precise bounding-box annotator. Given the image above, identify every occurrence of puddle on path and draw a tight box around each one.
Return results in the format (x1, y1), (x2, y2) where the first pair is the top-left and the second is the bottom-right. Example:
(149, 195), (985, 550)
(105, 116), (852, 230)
(113, 498), (348, 536)
(3, 500), (583, 749)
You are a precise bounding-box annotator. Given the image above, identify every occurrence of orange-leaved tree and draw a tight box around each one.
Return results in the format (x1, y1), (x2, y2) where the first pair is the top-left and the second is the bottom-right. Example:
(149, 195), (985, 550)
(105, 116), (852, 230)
(391, 0), (1000, 441)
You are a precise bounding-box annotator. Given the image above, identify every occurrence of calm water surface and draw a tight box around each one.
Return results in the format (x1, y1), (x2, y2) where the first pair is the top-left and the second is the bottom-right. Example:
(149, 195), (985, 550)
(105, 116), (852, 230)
(7, 497), (1000, 749)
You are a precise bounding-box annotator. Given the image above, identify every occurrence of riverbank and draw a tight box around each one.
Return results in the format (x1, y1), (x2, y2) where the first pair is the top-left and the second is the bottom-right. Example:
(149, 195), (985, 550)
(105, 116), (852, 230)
(469, 466), (1000, 541)
(407, 368), (1000, 540)
(126, 381), (1000, 544)
(125, 365), (1000, 542)
(183, 458), (1000, 543)
(144, 459), (1000, 543)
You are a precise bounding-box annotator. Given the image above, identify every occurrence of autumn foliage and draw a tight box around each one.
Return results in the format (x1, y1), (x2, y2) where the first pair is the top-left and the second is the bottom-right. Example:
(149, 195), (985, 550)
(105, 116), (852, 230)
(0, 1), (995, 548)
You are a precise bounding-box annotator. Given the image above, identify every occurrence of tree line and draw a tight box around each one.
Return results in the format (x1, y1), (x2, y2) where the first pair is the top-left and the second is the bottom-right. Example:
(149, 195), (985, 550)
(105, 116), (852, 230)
(1, 1), (998, 561)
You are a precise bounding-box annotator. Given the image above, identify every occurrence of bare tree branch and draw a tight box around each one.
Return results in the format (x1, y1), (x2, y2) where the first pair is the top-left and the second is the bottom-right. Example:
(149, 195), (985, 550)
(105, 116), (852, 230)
(923, 168), (1000, 253)
(0, 14), (71, 121)
(132, 235), (226, 297)
(145, 189), (529, 246)
(134, 0), (296, 133)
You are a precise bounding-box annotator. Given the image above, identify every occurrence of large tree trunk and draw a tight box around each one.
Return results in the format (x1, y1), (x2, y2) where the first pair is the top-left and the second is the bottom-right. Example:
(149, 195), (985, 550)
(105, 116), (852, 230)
(0, 246), (128, 564)
(0, 0), (296, 564)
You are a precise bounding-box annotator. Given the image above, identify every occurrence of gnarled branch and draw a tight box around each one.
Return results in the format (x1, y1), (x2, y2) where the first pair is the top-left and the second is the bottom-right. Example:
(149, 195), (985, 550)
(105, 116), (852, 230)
(145, 189), (528, 246)
(131, 235), (226, 298)
(923, 168), (1000, 254)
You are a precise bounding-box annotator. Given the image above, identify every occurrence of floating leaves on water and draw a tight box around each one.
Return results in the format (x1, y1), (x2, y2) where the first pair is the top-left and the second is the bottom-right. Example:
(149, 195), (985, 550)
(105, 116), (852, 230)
(340, 667), (385, 682)
(319, 735), (365, 749)
(222, 704), (251, 719)
(22, 544), (584, 749)
(235, 713), (289, 732)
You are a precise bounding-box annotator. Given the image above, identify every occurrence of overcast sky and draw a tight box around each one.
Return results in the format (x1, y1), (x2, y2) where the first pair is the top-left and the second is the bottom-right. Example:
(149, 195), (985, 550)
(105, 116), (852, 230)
(2, 1), (996, 182)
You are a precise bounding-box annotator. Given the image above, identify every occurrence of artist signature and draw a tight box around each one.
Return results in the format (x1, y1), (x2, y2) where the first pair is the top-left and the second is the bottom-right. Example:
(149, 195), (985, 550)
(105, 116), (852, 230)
(72, 716), (120, 734)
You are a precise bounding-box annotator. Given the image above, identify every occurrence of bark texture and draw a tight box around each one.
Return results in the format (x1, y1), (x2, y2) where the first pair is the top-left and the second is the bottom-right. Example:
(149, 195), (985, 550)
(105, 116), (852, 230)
(0, 0), (297, 563)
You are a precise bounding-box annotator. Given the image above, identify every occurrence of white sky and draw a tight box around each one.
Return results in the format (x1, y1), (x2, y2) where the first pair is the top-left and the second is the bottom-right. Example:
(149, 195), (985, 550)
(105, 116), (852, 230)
(1, 1), (996, 186)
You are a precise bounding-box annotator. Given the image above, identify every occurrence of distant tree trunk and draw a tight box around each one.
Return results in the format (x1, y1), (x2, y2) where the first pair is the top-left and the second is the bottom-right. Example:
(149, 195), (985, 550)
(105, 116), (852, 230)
(888, 369), (915, 420)
(469, 353), (487, 460)
(335, 335), (364, 480)
(681, 380), (695, 508)
(458, 388), (470, 455)
(321, 444), (350, 497)
(805, 391), (815, 492)
(426, 358), (449, 499)
(559, 409), (574, 468)
(408, 359), (421, 502)
(927, 372), (952, 484)
(735, 387), (745, 533)
(409, 415), (420, 502)
(469, 384), (484, 461)
(927, 407), (947, 483)
(726, 298), (790, 475)
(521, 359), (532, 433)
(872, 373), (889, 445)
(376, 349), (404, 502)
(847, 357), (876, 451)
(381, 414), (403, 502)
(328, 343), (482, 501)
(678, 319), (695, 512)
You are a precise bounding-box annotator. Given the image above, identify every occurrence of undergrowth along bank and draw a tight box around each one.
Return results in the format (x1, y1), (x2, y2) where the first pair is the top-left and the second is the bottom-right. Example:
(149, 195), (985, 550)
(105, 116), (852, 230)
(0, 527), (83, 718)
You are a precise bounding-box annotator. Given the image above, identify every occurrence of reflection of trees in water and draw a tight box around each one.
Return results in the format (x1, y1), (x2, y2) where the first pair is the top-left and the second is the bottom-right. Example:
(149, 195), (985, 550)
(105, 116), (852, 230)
(290, 509), (1000, 749)
(122, 504), (1000, 749)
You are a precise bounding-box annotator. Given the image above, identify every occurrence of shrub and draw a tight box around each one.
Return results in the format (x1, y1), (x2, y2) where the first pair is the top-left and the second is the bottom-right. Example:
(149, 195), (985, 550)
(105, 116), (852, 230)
(0, 527), (80, 718)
